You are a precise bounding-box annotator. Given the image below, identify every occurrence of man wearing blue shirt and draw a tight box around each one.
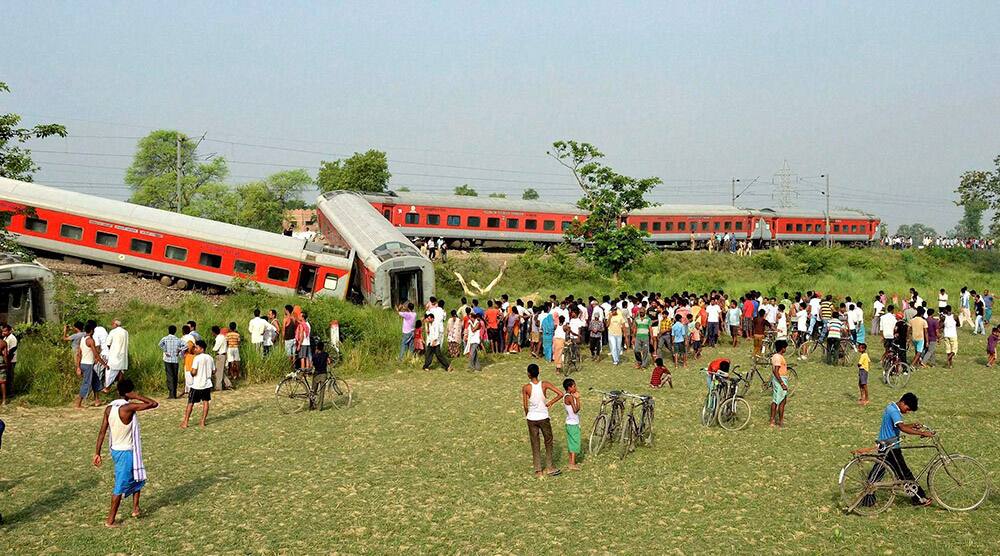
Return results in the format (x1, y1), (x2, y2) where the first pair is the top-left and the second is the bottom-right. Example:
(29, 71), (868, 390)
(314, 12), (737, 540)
(671, 315), (687, 367)
(874, 392), (934, 506)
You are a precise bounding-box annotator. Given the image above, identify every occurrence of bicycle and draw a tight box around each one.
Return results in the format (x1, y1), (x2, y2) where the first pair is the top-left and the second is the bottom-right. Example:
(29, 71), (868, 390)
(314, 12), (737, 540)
(275, 367), (352, 414)
(588, 388), (626, 455)
(701, 370), (752, 431)
(736, 361), (799, 398)
(562, 340), (582, 375)
(618, 392), (655, 459)
(880, 347), (912, 388)
(838, 427), (990, 515)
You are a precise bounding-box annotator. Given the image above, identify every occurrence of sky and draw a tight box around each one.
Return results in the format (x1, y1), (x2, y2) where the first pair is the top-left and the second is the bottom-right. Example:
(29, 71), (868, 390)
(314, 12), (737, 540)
(4, 1), (1000, 232)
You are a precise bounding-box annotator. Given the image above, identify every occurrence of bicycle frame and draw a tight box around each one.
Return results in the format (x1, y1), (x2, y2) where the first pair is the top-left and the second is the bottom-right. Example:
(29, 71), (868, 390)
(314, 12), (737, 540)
(842, 432), (955, 513)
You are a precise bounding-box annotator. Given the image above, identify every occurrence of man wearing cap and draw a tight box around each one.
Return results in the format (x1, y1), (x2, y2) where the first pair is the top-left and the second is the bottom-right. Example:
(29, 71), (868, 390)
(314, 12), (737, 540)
(873, 392), (935, 506)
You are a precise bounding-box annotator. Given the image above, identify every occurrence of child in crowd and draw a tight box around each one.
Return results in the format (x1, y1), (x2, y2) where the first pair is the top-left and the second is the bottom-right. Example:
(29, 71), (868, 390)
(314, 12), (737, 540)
(987, 327), (999, 368)
(690, 317), (703, 359)
(413, 323), (425, 355)
(649, 357), (673, 389)
(563, 378), (581, 471)
(856, 343), (870, 405)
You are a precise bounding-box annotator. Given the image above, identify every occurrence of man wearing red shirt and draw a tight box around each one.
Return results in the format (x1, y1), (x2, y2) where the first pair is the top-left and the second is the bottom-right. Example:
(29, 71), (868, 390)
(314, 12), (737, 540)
(741, 297), (755, 339)
(484, 300), (502, 353)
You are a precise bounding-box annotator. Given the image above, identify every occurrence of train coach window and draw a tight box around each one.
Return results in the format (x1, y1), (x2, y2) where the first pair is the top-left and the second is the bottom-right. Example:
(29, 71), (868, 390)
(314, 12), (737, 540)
(795, 224), (803, 232)
(164, 245), (188, 261)
(0, 213), (10, 227)
(701, 222), (709, 231)
(234, 260), (256, 275)
(834, 224), (840, 232)
(405, 213), (420, 225)
(267, 266), (290, 282)
(735, 222), (743, 231)
(785, 223), (793, 232)
(487, 218), (500, 228)
(59, 224), (84, 240)
(323, 275), (339, 290)
(561, 221), (571, 231)
(724, 221), (732, 231)
(507, 218), (519, 229)
(665, 222), (673, 231)
(525, 219), (537, 230)
(447, 215), (461, 226)
(467, 216), (481, 227)
(678, 222), (686, 231)
(96, 231), (118, 247)
(713, 222), (720, 231)
(382, 210), (391, 220)
(130, 238), (153, 255)
(198, 253), (222, 268)
(851, 225), (858, 232)
(427, 214), (440, 225)
(543, 220), (556, 231)
(24, 217), (47, 233)
(805, 224), (813, 232)
(652, 222), (661, 231)
(639, 222), (648, 231)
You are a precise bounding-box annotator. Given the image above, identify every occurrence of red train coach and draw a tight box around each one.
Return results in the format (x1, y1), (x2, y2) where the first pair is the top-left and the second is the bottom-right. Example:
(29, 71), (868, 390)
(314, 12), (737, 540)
(759, 208), (879, 242)
(0, 177), (353, 297)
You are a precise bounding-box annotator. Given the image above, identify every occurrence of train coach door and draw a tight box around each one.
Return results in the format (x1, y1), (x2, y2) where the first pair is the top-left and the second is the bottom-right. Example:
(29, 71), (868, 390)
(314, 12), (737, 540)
(390, 269), (423, 307)
(297, 265), (318, 294)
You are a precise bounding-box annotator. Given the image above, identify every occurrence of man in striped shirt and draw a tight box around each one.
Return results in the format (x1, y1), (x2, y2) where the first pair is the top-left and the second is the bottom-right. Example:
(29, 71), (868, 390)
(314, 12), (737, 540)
(826, 310), (844, 365)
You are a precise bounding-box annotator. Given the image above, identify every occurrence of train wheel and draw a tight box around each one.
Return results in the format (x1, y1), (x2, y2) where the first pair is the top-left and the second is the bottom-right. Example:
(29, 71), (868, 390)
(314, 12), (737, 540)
(175, 279), (189, 290)
(159, 276), (174, 286)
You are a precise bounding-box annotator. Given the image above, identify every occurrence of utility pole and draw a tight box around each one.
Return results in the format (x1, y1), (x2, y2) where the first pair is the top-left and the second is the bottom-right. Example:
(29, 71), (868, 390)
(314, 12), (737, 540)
(175, 133), (182, 212)
(731, 178), (735, 206)
(824, 173), (830, 247)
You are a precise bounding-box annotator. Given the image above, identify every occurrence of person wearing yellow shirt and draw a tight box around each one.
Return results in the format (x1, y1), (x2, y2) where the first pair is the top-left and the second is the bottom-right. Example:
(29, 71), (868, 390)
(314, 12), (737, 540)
(606, 307), (626, 365)
(857, 343), (871, 406)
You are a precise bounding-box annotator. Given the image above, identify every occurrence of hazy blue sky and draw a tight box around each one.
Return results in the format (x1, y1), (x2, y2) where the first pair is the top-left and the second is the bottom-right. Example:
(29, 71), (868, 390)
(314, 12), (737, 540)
(6, 1), (1000, 231)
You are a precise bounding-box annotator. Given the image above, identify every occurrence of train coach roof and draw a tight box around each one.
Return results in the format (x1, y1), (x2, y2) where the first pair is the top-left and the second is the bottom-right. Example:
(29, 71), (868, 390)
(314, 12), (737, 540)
(631, 205), (753, 217)
(317, 191), (423, 262)
(0, 177), (349, 261)
(365, 191), (584, 214)
(753, 207), (877, 219)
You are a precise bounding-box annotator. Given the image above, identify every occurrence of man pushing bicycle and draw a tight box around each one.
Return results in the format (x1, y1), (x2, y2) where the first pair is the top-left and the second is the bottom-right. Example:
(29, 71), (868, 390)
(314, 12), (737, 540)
(860, 392), (935, 507)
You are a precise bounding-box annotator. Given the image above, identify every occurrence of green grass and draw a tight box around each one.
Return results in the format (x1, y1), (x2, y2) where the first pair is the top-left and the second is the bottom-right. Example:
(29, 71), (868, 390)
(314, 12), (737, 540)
(2, 331), (999, 554)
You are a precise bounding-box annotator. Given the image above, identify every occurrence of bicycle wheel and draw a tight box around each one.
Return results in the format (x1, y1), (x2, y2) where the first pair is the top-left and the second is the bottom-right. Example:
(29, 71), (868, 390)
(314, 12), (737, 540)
(798, 340), (825, 361)
(717, 397), (751, 431)
(589, 414), (609, 455)
(700, 392), (717, 427)
(639, 403), (654, 447)
(885, 363), (910, 388)
(325, 377), (352, 409)
(275, 376), (310, 414)
(570, 347), (582, 374)
(619, 416), (638, 460)
(928, 454), (991, 511)
(838, 456), (897, 515)
(785, 367), (798, 397)
(839, 340), (859, 366)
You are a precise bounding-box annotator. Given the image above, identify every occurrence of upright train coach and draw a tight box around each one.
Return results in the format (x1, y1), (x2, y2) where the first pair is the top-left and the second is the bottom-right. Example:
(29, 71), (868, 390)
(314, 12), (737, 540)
(363, 191), (879, 246)
(0, 177), (353, 298)
(316, 191), (434, 308)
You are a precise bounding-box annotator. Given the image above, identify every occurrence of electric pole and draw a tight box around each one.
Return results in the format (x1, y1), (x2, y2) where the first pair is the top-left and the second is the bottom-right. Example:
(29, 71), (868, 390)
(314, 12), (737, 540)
(731, 178), (735, 206)
(175, 133), (182, 212)
(823, 173), (831, 247)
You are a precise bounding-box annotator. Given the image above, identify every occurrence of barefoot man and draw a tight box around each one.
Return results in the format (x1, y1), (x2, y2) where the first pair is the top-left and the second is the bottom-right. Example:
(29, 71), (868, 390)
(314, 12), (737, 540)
(521, 363), (563, 477)
(93, 378), (158, 527)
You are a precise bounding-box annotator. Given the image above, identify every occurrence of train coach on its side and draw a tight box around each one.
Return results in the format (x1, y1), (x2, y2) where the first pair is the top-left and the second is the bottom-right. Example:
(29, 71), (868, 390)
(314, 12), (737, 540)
(316, 191), (434, 308)
(0, 177), (353, 297)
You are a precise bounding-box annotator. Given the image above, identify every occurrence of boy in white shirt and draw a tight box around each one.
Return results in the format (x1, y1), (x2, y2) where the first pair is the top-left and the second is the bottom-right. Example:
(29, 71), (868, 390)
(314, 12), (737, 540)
(181, 340), (214, 429)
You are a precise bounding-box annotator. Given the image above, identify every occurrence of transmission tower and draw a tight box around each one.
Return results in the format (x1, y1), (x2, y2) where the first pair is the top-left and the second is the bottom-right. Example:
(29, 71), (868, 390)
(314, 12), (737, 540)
(771, 160), (798, 208)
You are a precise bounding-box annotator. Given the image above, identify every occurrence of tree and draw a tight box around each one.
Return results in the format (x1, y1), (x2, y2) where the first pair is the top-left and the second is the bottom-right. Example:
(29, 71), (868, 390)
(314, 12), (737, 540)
(316, 149), (391, 193)
(488, 192), (507, 199)
(522, 188), (539, 200)
(454, 184), (478, 196)
(125, 130), (228, 211)
(955, 156), (1000, 238)
(397, 186), (411, 192)
(896, 223), (937, 240)
(184, 170), (311, 233)
(0, 82), (67, 181)
(548, 140), (660, 275)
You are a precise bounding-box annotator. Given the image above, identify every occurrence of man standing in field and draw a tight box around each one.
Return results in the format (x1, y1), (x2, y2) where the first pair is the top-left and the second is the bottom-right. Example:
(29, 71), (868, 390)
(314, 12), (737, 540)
(248, 309), (275, 353)
(181, 340), (213, 429)
(521, 364), (563, 477)
(909, 308), (928, 368)
(93, 378), (157, 527)
(941, 306), (959, 368)
(157, 325), (182, 399)
(104, 320), (129, 391)
(770, 340), (790, 428)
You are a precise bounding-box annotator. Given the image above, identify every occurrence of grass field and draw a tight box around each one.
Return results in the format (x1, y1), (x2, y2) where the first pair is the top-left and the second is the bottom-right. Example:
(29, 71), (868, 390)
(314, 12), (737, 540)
(2, 331), (999, 554)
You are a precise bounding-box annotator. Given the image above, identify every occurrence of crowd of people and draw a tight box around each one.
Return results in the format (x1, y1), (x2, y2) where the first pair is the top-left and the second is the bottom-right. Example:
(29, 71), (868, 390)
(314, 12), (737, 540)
(882, 235), (995, 250)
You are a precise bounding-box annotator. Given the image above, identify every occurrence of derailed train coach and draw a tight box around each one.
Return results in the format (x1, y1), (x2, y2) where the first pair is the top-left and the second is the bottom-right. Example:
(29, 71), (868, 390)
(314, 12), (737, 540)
(0, 254), (57, 326)
(316, 191), (434, 308)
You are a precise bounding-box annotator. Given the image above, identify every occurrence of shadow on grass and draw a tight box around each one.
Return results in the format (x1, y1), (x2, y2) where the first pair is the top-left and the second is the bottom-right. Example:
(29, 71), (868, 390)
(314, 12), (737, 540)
(3, 475), (97, 527)
(209, 404), (264, 427)
(144, 476), (217, 515)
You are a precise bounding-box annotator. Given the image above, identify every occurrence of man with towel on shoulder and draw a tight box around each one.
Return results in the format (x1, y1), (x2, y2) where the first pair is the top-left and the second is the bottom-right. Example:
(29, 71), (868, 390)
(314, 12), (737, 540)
(93, 378), (158, 527)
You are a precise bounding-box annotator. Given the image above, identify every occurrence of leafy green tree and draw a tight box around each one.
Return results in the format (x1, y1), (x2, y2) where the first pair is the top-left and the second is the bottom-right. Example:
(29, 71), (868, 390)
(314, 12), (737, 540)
(548, 140), (659, 275)
(488, 192), (507, 199)
(896, 223), (937, 240)
(396, 186), (411, 192)
(184, 170), (310, 233)
(0, 82), (67, 181)
(125, 130), (228, 211)
(316, 149), (391, 193)
(454, 184), (478, 196)
(522, 188), (539, 200)
(955, 157), (1000, 237)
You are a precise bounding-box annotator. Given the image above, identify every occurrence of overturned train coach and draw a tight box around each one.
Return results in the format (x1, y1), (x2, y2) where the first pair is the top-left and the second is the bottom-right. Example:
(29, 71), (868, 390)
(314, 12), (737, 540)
(316, 191), (434, 308)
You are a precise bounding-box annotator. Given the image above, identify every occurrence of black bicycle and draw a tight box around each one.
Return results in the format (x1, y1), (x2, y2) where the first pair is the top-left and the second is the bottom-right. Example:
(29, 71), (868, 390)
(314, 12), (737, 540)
(588, 388), (625, 455)
(275, 367), (352, 414)
(618, 392), (655, 459)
